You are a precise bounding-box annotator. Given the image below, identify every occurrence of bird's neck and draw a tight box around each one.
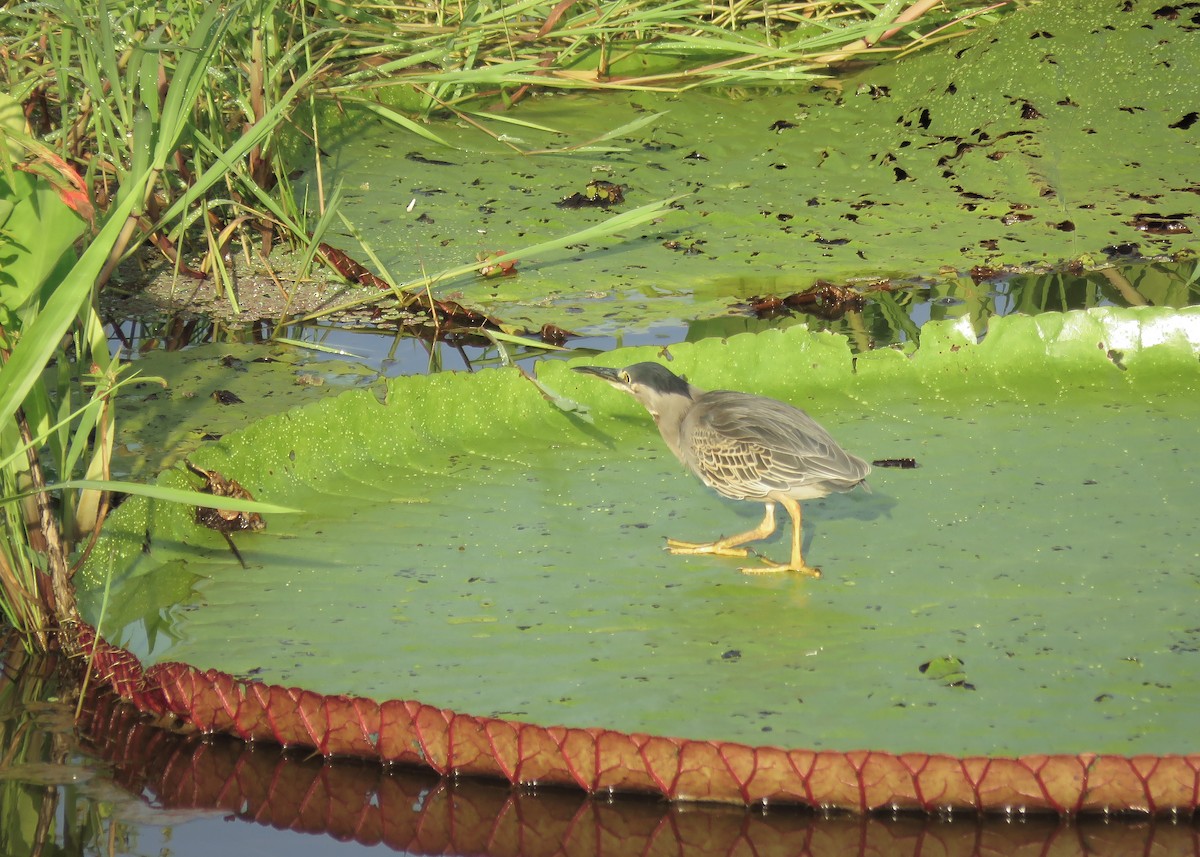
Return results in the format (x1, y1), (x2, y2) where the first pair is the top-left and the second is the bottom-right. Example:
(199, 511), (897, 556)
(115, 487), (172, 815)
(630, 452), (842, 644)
(651, 383), (701, 463)
(653, 410), (686, 461)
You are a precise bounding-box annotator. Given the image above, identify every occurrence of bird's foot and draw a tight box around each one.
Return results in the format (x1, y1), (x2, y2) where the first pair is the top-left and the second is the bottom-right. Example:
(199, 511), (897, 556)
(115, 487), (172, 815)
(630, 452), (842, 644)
(665, 537), (750, 558)
(738, 557), (822, 578)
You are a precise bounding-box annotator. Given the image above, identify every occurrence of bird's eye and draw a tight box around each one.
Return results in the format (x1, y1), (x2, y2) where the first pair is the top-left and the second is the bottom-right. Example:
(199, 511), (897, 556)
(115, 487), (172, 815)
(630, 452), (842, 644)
(619, 371), (630, 383)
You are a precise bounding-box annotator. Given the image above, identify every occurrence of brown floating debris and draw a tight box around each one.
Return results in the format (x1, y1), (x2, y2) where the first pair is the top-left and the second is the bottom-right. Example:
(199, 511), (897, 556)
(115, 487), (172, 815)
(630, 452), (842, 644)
(429, 299), (500, 328)
(745, 281), (866, 321)
(538, 323), (575, 345)
(319, 242), (390, 290)
(186, 461), (265, 569)
(662, 239), (705, 255)
(210, 390), (244, 405)
(187, 461), (266, 535)
(476, 250), (518, 279)
(969, 266), (1002, 283)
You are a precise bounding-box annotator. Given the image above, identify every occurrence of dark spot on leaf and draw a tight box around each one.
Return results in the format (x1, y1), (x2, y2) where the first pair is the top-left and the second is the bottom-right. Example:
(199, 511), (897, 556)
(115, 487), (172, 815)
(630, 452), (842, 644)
(893, 167), (910, 181)
(406, 152), (456, 166)
(1127, 213), (1192, 234)
(1053, 220), (1076, 232)
(557, 180), (625, 209)
(769, 119), (797, 132)
(872, 458), (918, 469)
(1021, 101), (1043, 120)
(684, 150), (708, 161)
(1169, 112), (1198, 129)
(722, 649), (741, 661)
(661, 240), (705, 255)
(857, 84), (890, 99)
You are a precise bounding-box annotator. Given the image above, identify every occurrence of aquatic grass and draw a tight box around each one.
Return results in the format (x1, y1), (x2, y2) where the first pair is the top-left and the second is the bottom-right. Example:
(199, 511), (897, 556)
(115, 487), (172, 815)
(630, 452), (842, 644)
(0, 1), (312, 649)
(318, 0), (1011, 113)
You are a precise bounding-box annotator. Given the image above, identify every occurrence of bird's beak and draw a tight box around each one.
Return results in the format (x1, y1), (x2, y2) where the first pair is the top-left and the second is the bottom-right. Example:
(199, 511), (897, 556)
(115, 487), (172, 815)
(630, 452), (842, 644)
(571, 365), (623, 385)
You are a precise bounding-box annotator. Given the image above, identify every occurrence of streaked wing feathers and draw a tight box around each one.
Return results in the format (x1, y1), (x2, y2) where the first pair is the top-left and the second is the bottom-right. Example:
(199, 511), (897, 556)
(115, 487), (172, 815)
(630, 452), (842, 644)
(680, 391), (869, 501)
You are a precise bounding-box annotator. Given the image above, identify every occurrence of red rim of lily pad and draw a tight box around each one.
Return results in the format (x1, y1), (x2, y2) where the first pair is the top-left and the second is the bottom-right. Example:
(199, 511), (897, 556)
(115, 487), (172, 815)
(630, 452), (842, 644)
(74, 622), (1200, 814)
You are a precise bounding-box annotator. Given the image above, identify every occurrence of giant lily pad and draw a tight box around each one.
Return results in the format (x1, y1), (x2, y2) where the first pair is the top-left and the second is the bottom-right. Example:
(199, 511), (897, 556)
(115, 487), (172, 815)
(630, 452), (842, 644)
(78, 306), (1200, 810)
(298, 0), (1200, 334)
(72, 688), (1200, 855)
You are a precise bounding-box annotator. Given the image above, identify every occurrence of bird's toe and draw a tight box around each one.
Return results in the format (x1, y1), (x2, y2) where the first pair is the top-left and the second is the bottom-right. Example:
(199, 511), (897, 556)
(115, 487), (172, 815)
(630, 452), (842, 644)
(739, 560), (822, 578)
(665, 538), (750, 558)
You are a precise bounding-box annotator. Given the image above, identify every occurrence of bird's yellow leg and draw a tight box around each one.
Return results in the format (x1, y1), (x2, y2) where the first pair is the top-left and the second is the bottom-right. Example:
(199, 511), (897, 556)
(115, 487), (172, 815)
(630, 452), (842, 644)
(666, 502), (778, 558)
(740, 497), (821, 578)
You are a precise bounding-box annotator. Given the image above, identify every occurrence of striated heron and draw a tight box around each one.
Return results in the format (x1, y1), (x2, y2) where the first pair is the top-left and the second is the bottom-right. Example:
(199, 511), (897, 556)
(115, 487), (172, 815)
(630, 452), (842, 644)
(573, 361), (870, 577)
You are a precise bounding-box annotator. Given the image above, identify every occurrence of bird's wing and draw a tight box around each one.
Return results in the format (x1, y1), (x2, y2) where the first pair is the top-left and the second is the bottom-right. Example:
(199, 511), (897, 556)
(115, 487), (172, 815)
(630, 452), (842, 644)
(681, 391), (869, 500)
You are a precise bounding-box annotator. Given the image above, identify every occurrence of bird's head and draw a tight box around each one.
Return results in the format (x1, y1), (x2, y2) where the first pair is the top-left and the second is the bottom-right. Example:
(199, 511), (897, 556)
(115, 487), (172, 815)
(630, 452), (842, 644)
(572, 362), (694, 420)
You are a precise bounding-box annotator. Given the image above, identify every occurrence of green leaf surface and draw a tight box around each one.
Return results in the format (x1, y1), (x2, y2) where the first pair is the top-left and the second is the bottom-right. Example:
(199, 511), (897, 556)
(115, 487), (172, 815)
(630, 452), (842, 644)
(108, 342), (377, 478)
(80, 306), (1200, 757)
